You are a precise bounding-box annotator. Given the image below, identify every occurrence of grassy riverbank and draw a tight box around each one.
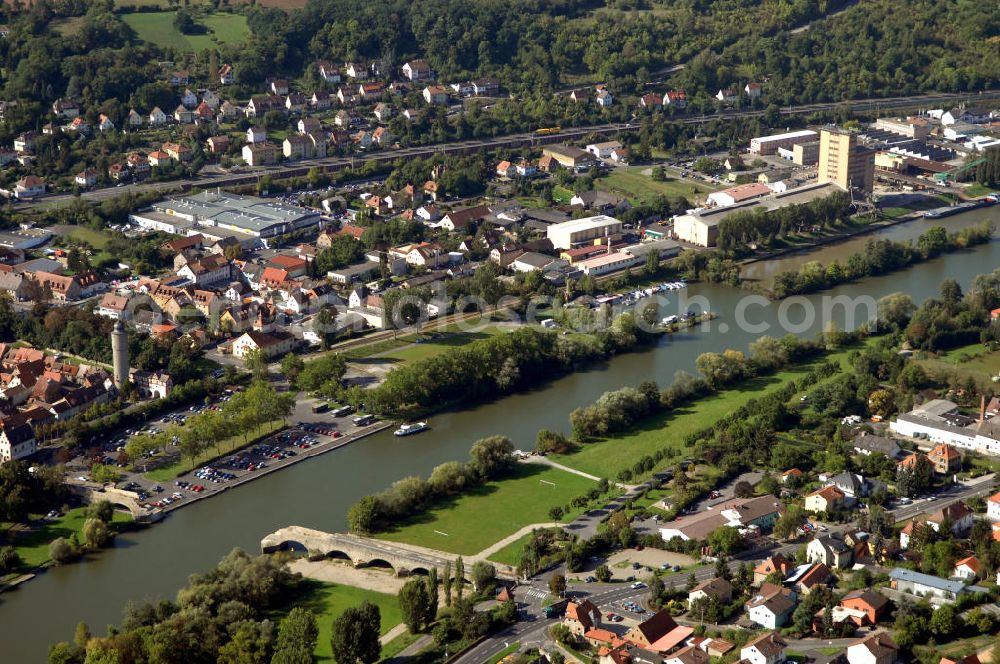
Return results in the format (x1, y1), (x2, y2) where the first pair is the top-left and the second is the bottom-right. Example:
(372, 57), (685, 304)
(551, 343), (860, 479)
(373, 464), (597, 555)
(2, 508), (133, 570)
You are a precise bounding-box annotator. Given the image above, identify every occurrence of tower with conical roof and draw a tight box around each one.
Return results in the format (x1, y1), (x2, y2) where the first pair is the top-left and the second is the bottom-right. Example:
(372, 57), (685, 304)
(111, 320), (129, 389)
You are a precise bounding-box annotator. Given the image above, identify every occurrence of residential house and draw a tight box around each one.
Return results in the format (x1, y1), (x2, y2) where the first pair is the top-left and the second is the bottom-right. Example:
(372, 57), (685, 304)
(563, 599), (602, 637)
(246, 95), (284, 118)
(207, 135), (230, 155)
(569, 89), (588, 103)
(853, 434), (904, 459)
(665, 646), (708, 664)
(247, 126), (267, 144)
(149, 106), (168, 126)
(496, 160), (515, 178)
(659, 496), (785, 542)
(595, 88), (613, 107)
(283, 135), (312, 160)
(194, 101), (214, 123)
(174, 105), (196, 124)
(169, 70), (189, 86)
(219, 64), (234, 85)
(741, 632), (787, 664)
(176, 254), (232, 286)
(127, 152), (150, 174)
(311, 91), (332, 110)
(358, 82), (385, 100)
(243, 142), (279, 167)
(788, 562), (832, 595)
(754, 554), (793, 586)
(344, 62), (367, 79)
(14, 175), (45, 199)
(687, 577), (732, 607)
(746, 584), (796, 629)
(52, 98), (79, 118)
(13, 131), (36, 153)
(954, 556), (980, 581)
(641, 93), (663, 110)
(927, 501), (975, 537)
(889, 568), (966, 602)
(840, 590), (890, 625)
(373, 102), (393, 123)
(423, 85), (449, 105)
(745, 83), (763, 99)
(65, 116), (90, 134)
(402, 59), (433, 81)
(95, 293), (132, 320)
(162, 142), (192, 162)
(372, 126), (393, 146)
(987, 490), (1000, 522)
(804, 486), (847, 513)
(587, 141), (623, 160)
(624, 610), (692, 653)
(74, 168), (98, 188)
(97, 114), (115, 132)
(807, 535), (853, 569)
(439, 205), (490, 232)
(511, 252), (558, 273)
(180, 88), (198, 108)
(0, 421), (37, 463)
(928, 443), (962, 474)
(298, 117), (322, 135)
(472, 78), (499, 96)
(846, 633), (898, 664)
(286, 93), (307, 114)
(270, 79), (290, 96)
(664, 90), (687, 108)
(781, 468), (803, 484)
(126, 109), (144, 129)
(716, 88), (738, 102)
(334, 110), (353, 128)
(201, 90), (221, 109)
(317, 61), (340, 83)
(218, 100), (240, 122)
(571, 190), (631, 214)
(232, 330), (297, 360)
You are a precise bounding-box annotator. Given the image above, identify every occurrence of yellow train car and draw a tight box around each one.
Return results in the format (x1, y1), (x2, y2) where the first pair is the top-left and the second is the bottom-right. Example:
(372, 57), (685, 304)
(535, 126), (562, 136)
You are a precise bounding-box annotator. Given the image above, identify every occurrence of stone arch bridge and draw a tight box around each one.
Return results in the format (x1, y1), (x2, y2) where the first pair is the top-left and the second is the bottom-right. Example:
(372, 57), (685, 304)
(67, 483), (160, 522)
(261, 525), (471, 577)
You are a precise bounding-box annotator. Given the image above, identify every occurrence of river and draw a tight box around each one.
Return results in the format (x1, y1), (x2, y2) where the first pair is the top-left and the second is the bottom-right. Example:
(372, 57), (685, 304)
(1, 207), (998, 661)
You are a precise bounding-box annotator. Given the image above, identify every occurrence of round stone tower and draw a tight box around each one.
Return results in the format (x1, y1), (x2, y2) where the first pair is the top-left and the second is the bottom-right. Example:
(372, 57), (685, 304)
(111, 320), (129, 389)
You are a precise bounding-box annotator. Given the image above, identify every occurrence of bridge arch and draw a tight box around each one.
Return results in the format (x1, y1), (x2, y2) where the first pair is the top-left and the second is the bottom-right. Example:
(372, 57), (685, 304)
(324, 549), (354, 563)
(358, 558), (396, 572)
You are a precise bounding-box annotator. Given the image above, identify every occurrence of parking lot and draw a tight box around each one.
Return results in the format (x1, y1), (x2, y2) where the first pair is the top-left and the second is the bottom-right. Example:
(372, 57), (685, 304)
(65, 393), (391, 516)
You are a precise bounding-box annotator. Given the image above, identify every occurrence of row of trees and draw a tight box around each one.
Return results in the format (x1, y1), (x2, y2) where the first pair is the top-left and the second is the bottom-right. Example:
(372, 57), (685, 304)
(716, 190), (853, 255)
(125, 380), (294, 465)
(770, 222), (994, 298)
(347, 436), (516, 534)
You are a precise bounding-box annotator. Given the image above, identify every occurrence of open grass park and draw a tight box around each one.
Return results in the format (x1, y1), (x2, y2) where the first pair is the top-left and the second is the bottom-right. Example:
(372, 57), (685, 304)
(373, 464), (597, 555)
(278, 580), (403, 662)
(376, 324), (512, 364)
(3, 508), (132, 570)
(122, 12), (249, 51)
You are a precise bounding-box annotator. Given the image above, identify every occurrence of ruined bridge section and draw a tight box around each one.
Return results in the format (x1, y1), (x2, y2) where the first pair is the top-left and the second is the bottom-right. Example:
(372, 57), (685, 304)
(261, 526), (460, 576)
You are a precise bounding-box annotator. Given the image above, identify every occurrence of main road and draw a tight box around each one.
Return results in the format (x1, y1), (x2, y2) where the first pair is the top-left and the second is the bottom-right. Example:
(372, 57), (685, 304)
(19, 90), (999, 210)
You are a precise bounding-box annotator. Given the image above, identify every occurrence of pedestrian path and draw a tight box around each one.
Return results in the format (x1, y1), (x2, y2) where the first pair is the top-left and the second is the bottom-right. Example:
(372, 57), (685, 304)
(380, 623), (407, 646)
(476, 522), (561, 560)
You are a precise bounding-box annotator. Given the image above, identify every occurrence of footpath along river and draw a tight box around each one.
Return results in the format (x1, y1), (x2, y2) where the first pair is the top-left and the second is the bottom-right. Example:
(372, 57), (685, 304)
(0, 206), (997, 661)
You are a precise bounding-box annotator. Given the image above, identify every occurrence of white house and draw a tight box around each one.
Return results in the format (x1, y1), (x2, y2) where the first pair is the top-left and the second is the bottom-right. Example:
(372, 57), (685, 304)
(247, 126), (267, 144)
(953, 556), (980, 581)
(585, 141), (622, 160)
(806, 536), (852, 569)
(846, 632), (898, 664)
(232, 330), (296, 360)
(988, 491), (1000, 522)
(740, 632), (786, 664)
(745, 587), (796, 629)
(0, 421), (36, 463)
(149, 107), (168, 126)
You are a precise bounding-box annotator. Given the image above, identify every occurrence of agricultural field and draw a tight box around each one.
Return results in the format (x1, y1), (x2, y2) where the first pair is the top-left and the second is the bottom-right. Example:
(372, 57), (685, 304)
(373, 464), (596, 555)
(122, 11), (249, 51)
(594, 167), (721, 206)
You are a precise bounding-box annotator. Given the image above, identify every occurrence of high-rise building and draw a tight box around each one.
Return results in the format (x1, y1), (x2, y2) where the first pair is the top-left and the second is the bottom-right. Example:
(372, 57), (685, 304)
(111, 320), (129, 389)
(818, 127), (875, 194)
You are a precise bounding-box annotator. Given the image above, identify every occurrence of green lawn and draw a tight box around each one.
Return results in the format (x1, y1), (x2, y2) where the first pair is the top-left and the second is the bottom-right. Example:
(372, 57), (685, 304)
(123, 12), (249, 51)
(279, 580), (402, 662)
(594, 168), (721, 206)
(143, 420), (284, 481)
(4, 508), (132, 569)
(374, 464), (596, 555)
(65, 226), (113, 250)
(916, 342), (1000, 389)
(487, 531), (535, 566)
(553, 345), (859, 478)
(378, 326), (512, 364)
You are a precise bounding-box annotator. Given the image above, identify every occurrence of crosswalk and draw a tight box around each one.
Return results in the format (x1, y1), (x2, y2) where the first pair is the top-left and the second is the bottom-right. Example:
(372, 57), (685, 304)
(523, 588), (549, 601)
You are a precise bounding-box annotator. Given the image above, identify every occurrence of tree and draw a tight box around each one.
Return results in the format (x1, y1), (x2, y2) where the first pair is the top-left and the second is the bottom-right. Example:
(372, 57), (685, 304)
(733, 481), (754, 498)
(468, 436), (515, 479)
(549, 573), (567, 597)
(82, 517), (111, 548)
(595, 564), (612, 583)
(85, 500), (114, 524)
(455, 557), (465, 601)
(774, 505), (808, 540)
(648, 576), (665, 606)
(0, 546), (22, 573)
(49, 537), (75, 564)
(330, 602), (381, 664)
(399, 578), (434, 632)
(930, 604), (960, 638)
(272, 608), (319, 664)
(868, 389), (894, 417)
(470, 561), (497, 593)
(442, 560), (452, 607)
(707, 526), (741, 556)
(347, 496), (383, 534)
(279, 353), (305, 386)
(244, 348), (268, 380)
(877, 292), (916, 329)
(218, 619), (274, 664)
(548, 506), (564, 522)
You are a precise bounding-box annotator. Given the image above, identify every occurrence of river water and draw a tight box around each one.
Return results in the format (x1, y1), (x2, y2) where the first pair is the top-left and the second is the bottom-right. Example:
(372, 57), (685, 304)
(1, 207), (998, 661)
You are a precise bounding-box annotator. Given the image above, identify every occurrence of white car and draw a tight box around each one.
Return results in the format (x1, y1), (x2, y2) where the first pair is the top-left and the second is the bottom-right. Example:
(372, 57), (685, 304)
(631, 582), (646, 589)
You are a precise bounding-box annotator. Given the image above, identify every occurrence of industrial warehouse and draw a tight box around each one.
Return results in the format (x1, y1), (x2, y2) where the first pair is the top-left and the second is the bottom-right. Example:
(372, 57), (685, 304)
(129, 191), (322, 248)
